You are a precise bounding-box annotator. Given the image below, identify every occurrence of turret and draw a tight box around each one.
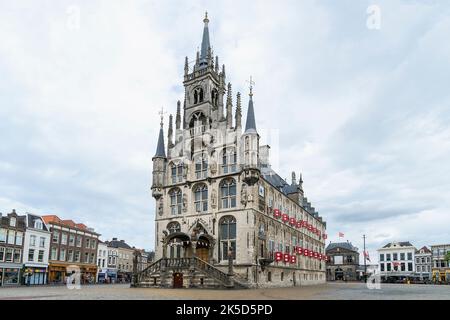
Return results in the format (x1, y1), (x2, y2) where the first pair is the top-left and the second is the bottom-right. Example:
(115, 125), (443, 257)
(151, 116), (167, 199)
(241, 81), (260, 186)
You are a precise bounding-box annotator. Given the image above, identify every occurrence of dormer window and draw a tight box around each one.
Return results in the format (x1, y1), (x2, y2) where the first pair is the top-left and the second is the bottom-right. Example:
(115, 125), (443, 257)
(34, 220), (43, 230)
(9, 217), (16, 227)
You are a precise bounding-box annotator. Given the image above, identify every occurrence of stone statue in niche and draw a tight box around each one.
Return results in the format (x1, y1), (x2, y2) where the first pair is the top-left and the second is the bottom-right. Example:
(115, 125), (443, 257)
(158, 198), (164, 216)
(209, 158), (217, 176)
(182, 193), (188, 212)
(241, 184), (248, 205)
(183, 163), (189, 180)
(211, 189), (217, 209)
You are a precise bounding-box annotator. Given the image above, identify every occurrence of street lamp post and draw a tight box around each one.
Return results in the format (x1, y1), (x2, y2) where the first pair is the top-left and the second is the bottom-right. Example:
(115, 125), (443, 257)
(363, 234), (367, 283)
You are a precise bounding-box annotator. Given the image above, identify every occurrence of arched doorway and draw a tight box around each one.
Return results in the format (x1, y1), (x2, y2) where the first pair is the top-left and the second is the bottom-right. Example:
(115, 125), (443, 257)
(335, 268), (344, 281)
(173, 272), (183, 288)
(196, 235), (211, 261)
(164, 232), (192, 259)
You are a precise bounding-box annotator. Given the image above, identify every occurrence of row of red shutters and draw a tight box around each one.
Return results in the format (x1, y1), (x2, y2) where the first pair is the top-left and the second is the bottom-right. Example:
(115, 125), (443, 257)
(273, 209), (327, 239)
(274, 248), (329, 264)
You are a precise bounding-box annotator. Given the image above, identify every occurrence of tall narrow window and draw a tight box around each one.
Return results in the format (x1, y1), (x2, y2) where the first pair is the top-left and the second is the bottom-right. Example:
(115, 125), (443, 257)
(171, 163), (183, 183)
(222, 148), (237, 174)
(220, 179), (236, 209)
(219, 216), (236, 261)
(195, 155), (208, 179)
(169, 188), (182, 215)
(194, 184), (208, 212)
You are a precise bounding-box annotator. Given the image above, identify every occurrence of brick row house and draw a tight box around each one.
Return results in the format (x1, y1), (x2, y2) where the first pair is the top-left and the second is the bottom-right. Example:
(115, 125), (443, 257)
(0, 210), (26, 286)
(42, 215), (100, 284)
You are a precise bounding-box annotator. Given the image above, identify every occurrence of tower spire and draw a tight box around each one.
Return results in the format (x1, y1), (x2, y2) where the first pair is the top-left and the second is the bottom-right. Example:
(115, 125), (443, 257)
(154, 108), (166, 158)
(245, 77), (257, 133)
(200, 11), (211, 67)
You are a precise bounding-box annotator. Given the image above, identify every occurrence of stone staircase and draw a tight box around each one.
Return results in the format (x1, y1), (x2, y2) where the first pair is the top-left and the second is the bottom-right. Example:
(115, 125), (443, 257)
(133, 257), (249, 289)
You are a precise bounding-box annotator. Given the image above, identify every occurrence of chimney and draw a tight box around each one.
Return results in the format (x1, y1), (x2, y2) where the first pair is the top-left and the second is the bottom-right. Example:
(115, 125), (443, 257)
(120, 240), (125, 242)
(112, 237), (118, 241)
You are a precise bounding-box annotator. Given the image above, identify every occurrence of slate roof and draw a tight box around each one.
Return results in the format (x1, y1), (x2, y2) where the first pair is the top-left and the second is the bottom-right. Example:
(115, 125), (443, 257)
(260, 167), (323, 224)
(106, 238), (132, 249)
(244, 95), (257, 133)
(154, 126), (166, 158)
(326, 242), (359, 252)
(199, 13), (210, 66)
(416, 246), (431, 254)
(27, 213), (49, 231)
(382, 241), (414, 248)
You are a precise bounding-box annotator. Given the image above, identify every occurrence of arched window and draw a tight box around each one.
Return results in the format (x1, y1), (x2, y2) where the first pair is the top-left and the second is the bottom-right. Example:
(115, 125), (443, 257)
(221, 148), (237, 174)
(169, 188), (182, 215)
(199, 88), (204, 103)
(193, 87), (204, 104)
(170, 162), (184, 184)
(219, 216), (236, 261)
(195, 154), (208, 179)
(220, 179), (236, 209)
(194, 184), (208, 213)
(167, 222), (181, 234)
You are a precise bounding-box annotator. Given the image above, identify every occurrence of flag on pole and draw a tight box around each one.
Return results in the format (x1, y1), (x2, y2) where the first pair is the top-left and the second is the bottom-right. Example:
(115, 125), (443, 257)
(338, 232), (344, 238)
(364, 251), (371, 262)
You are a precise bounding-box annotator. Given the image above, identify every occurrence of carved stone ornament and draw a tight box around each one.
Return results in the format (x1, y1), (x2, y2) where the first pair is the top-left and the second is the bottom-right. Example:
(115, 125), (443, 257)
(182, 193), (188, 212)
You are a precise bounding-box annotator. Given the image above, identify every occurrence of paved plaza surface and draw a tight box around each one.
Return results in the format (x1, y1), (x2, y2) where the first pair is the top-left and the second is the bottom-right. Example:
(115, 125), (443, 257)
(0, 282), (449, 300)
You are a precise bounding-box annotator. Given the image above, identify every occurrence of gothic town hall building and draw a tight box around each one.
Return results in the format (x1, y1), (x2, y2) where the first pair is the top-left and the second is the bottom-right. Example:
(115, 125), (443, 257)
(136, 14), (328, 289)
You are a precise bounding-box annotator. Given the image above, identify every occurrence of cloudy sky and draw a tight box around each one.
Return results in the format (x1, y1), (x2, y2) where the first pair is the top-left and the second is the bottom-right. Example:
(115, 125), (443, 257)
(1, 0), (449, 259)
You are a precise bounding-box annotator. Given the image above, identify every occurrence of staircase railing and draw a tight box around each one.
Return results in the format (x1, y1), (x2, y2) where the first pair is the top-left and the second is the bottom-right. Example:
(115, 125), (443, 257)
(193, 257), (233, 287)
(135, 257), (249, 288)
(136, 258), (163, 283)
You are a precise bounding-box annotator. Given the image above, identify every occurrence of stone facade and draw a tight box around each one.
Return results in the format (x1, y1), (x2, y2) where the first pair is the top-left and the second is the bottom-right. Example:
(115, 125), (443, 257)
(150, 13), (327, 288)
(326, 242), (360, 281)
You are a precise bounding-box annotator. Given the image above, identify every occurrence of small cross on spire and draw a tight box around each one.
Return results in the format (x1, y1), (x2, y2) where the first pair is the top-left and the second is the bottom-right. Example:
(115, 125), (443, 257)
(204, 11), (209, 23)
(158, 107), (166, 128)
(246, 76), (255, 96)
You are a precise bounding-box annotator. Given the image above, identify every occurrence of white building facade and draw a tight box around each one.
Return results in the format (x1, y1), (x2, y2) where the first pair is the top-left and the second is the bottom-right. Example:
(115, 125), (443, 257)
(96, 241), (108, 283)
(22, 214), (51, 285)
(378, 241), (416, 281)
(144, 14), (328, 289)
(415, 246), (432, 280)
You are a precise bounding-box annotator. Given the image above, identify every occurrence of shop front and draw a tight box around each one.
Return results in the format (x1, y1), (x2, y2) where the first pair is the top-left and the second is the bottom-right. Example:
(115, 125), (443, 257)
(80, 266), (98, 284)
(23, 266), (48, 285)
(105, 269), (117, 283)
(48, 264), (67, 284)
(0, 264), (22, 286)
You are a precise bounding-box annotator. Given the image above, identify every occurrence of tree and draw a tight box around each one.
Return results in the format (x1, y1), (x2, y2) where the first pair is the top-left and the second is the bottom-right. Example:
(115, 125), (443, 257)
(445, 252), (450, 266)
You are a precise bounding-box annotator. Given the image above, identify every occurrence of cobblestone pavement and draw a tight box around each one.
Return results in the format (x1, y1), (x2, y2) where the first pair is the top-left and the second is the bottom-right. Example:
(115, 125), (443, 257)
(0, 283), (449, 300)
